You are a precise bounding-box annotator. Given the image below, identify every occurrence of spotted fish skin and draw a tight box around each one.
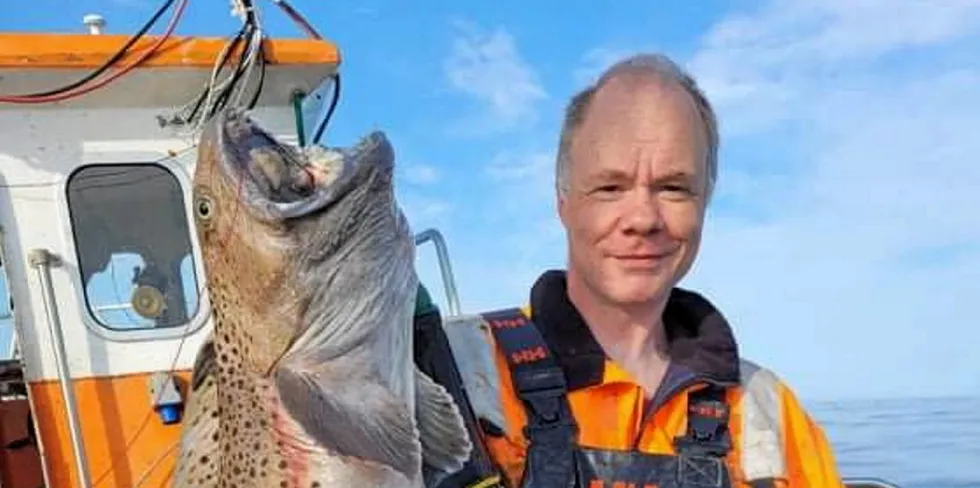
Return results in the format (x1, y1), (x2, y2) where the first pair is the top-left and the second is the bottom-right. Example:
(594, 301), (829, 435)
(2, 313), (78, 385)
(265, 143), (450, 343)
(173, 108), (472, 488)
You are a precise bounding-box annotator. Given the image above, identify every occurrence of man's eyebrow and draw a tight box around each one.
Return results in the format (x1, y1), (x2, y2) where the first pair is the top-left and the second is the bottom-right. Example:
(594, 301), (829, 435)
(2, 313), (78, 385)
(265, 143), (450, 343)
(656, 170), (696, 182)
(586, 169), (632, 182)
(582, 169), (700, 187)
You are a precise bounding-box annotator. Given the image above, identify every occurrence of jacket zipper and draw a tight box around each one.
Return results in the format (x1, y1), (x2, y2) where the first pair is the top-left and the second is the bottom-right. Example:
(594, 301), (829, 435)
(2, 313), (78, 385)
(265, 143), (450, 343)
(630, 365), (729, 449)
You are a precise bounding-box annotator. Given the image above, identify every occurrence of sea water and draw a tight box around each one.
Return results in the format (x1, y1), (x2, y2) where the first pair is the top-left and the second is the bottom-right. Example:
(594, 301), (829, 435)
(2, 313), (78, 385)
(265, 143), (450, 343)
(811, 395), (980, 488)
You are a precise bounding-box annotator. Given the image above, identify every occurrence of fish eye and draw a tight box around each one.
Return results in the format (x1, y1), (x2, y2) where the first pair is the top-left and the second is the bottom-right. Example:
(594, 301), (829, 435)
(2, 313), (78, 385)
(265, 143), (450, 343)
(195, 194), (215, 221)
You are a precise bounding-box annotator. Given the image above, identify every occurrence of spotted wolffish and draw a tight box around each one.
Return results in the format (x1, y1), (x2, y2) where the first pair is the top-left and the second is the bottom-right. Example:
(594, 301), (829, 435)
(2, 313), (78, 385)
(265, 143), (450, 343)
(172, 108), (472, 487)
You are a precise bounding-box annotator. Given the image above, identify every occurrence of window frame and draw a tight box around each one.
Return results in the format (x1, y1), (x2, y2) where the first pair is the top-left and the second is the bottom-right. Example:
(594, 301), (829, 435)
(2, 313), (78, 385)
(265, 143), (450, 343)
(59, 149), (211, 343)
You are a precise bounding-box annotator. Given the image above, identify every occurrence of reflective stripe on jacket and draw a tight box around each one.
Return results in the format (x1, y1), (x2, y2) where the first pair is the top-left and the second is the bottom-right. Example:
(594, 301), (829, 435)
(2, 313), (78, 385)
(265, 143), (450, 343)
(476, 270), (844, 488)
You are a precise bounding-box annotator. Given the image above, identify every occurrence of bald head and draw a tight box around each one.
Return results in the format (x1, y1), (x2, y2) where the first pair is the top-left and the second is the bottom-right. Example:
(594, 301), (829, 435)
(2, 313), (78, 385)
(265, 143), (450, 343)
(556, 54), (719, 203)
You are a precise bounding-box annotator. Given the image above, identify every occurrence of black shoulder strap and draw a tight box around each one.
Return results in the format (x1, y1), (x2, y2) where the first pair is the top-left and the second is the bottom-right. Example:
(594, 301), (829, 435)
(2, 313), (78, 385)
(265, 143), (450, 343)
(482, 308), (578, 488)
(413, 308), (501, 487)
(673, 384), (733, 486)
(674, 384), (732, 457)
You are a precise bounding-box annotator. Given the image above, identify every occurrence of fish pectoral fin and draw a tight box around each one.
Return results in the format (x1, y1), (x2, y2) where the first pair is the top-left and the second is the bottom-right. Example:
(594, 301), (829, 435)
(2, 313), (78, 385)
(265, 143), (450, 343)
(275, 364), (421, 479)
(415, 367), (473, 474)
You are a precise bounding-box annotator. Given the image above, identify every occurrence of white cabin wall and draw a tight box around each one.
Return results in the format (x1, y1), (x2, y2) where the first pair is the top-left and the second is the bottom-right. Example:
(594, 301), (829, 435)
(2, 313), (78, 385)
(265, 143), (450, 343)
(0, 105), (298, 381)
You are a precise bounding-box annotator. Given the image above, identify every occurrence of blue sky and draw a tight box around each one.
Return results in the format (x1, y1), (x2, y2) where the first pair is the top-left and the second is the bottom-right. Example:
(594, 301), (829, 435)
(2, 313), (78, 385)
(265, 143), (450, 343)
(3, 0), (979, 402)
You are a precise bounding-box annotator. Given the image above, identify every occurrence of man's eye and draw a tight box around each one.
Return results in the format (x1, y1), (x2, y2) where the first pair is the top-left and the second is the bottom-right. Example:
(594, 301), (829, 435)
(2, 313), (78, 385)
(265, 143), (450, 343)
(590, 185), (624, 198)
(598, 185), (619, 192)
(661, 184), (696, 200)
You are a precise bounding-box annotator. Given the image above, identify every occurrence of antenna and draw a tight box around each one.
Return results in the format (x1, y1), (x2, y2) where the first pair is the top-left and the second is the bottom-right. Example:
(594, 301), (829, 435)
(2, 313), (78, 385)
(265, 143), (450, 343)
(83, 14), (106, 35)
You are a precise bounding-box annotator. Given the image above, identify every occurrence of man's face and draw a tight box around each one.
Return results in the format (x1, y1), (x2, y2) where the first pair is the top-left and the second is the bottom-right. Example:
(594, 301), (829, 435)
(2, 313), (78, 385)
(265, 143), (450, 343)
(559, 74), (709, 307)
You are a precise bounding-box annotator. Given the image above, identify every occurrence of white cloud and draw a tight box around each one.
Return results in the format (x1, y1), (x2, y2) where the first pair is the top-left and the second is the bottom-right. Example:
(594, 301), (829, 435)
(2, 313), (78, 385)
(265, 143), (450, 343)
(352, 5), (379, 17)
(444, 21), (547, 134)
(687, 0), (980, 134)
(400, 163), (441, 186)
(423, 147), (566, 313)
(485, 149), (552, 182)
(480, 148), (557, 227)
(675, 0), (980, 400)
(485, 149), (565, 272)
(701, 0), (980, 62)
(400, 193), (453, 233)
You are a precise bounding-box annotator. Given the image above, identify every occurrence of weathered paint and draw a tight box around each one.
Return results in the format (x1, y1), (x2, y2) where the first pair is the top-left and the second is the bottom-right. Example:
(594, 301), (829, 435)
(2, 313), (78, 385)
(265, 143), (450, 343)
(26, 371), (193, 488)
(0, 33), (340, 69)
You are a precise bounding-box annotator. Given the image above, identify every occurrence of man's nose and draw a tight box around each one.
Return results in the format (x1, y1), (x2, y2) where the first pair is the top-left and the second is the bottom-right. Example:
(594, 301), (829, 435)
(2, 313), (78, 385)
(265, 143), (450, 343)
(622, 188), (664, 234)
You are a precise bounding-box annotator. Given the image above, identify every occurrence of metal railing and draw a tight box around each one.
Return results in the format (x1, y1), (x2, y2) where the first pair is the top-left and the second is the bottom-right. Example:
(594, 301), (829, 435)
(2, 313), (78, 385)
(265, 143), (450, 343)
(844, 478), (902, 488)
(414, 228), (461, 316)
(29, 248), (92, 488)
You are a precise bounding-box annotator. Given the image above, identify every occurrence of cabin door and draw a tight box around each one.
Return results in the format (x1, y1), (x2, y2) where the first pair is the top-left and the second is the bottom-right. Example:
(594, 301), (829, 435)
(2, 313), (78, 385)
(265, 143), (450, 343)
(0, 241), (45, 488)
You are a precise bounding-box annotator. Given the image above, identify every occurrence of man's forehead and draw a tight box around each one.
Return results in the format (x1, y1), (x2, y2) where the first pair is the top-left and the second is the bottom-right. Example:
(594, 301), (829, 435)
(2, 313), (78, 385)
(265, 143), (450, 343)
(573, 73), (703, 139)
(590, 73), (697, 121)
(564, 74), (708, 180)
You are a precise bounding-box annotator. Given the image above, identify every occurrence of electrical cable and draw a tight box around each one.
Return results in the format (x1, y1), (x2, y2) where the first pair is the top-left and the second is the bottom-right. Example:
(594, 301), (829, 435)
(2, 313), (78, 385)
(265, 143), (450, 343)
(177, 0), (263, 132)
(311, 73), (340, 145)
(0, 0), (189, 104)
(245, 41), (268, 110)
(18, 0), (177, 97)
(176, 24), (250, 126)
(269, 0), (322, 39)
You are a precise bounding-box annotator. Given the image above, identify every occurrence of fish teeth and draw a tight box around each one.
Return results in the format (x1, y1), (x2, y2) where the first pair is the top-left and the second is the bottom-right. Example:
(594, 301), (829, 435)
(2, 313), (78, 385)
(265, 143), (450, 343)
(304, 146), (344, 187)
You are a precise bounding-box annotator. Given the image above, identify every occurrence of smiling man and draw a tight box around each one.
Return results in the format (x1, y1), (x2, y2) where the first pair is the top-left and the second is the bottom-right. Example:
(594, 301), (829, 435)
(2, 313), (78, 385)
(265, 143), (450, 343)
(473, 54), (846, 487)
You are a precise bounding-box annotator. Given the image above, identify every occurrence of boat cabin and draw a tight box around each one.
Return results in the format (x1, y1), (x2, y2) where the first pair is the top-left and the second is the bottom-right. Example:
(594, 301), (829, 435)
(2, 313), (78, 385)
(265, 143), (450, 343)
(0, 26), (340, 487)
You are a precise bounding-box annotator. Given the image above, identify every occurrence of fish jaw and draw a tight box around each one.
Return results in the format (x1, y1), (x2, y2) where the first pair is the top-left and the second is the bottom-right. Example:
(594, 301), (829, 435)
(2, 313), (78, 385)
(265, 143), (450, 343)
(198, 107), (393, 226)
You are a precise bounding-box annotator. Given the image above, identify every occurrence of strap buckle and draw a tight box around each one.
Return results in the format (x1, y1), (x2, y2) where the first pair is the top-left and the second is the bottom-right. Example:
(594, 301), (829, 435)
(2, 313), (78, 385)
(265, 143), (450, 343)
(515, 367), (577, 437)
(674, 394), (732, 457)
(514, 366), (567, 398)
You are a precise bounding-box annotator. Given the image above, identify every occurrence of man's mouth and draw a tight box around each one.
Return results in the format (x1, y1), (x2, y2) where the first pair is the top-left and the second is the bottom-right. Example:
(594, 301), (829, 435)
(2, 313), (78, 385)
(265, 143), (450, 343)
(614, 249), (676, 259)
(611, 249), (677, 268)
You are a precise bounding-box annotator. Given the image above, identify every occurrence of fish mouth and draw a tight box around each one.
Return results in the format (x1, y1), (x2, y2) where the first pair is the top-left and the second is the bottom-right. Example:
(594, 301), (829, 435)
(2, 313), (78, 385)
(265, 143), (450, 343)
(210, 108), (391, 222)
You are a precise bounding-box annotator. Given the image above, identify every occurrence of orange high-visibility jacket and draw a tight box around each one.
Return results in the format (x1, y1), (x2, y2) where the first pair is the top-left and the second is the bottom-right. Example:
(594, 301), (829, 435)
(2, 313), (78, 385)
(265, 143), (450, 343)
(477, 270), (844, 488)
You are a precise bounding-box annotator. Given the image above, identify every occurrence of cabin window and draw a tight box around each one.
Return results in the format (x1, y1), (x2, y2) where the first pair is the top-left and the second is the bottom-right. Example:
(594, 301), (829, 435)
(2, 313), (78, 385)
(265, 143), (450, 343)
(66, 164), (201, 331)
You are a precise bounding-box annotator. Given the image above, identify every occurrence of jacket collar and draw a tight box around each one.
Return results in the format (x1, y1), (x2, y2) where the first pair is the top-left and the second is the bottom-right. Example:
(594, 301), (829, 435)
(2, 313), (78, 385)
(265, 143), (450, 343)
(528, 269), (741, 391)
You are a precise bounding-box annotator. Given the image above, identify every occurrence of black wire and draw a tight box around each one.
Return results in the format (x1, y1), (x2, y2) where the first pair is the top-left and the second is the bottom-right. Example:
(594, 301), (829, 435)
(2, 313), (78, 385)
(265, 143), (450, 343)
(242, 0), (257, 24)
(207, 37), (254, 118)
(245, 40), (268, 110)
(207, 18), (260, 120)
(175, 0), (262, 125)
(183, 25), (249, 125)
(19, 0), (176, 97)
(311, 73), (340, 145)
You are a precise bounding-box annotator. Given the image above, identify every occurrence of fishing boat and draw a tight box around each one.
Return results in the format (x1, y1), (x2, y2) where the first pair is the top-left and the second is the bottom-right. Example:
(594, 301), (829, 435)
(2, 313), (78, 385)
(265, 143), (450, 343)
(0, 2), (901, 487)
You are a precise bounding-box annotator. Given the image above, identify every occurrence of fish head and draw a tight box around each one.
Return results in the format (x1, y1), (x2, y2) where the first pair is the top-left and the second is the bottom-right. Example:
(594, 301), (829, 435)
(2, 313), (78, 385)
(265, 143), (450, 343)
(191, 107), (396, 371)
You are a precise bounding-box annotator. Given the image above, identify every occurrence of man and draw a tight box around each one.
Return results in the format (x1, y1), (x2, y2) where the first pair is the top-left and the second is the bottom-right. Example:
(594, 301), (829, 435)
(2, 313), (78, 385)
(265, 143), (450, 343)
(470, 53), (845, 487)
